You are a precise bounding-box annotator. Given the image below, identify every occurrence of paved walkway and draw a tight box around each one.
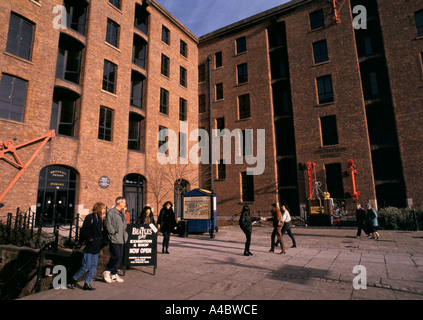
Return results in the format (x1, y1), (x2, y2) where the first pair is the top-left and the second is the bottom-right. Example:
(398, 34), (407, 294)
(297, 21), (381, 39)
(21, 225), (423, 300)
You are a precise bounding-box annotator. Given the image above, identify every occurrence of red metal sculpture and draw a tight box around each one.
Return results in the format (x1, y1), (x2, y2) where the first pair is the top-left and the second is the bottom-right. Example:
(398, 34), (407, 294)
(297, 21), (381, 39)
(347, 159), (360, 202)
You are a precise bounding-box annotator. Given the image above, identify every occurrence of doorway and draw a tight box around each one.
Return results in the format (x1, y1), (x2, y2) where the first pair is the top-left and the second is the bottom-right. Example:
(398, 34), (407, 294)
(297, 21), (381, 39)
(123, 174), (145, 222)
(36, 165), (77, 226)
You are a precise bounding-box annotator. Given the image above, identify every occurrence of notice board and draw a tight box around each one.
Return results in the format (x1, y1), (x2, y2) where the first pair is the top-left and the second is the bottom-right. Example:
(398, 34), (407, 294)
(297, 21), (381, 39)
(124, 223), (157, 274)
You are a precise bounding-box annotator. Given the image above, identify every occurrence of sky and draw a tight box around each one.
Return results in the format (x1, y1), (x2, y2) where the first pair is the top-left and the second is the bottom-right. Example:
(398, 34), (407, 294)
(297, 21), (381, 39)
(156, 0), (291, 37)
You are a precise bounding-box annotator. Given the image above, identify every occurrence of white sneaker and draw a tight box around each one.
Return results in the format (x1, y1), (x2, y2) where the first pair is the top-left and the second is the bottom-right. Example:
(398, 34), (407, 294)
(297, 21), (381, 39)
(111, 274), (124, 283)
(103, 271), (112, 283)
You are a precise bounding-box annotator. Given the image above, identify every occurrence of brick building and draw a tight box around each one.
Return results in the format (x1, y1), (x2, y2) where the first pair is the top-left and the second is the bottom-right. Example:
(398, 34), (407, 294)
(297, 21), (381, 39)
(1, 0), (423, 225)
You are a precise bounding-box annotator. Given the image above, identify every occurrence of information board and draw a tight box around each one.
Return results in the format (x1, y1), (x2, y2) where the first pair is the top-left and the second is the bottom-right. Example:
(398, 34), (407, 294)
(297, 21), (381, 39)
(124, 223), (157, 274)
(183, 196), (211, 220)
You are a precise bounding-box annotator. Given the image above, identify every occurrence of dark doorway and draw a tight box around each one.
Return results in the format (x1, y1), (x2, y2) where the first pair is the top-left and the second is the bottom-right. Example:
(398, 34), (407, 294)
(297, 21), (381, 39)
(123, 174), (145, 222)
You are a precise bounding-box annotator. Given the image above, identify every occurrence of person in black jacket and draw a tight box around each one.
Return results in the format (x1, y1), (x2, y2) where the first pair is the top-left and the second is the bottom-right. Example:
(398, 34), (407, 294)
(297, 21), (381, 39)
(157, 201), (177, 254)
(137, 206), (155, 225)
(69, 202), (106, 290)
(239, 205), (260, 256)
(355, 203), (367, 238)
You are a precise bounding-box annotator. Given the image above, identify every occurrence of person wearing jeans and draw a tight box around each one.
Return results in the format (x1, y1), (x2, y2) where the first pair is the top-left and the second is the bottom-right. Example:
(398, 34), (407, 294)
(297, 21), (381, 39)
(103, 197), (128, 283)
(70, 202), (106, 290)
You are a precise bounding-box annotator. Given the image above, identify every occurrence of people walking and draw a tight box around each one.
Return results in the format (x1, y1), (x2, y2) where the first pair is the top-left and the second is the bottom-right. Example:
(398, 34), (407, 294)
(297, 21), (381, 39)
(69, 202), (106, 290)
(158, 201), (177, 254)
(265, 203), (286, 254)
(366, 203), (380, 240)
(280, 204), (297, 248)
(137, 206), (155, 224)
(238, 205), (260, 256)
(103, 197), (128, 284)
(355, 203), (367, 238)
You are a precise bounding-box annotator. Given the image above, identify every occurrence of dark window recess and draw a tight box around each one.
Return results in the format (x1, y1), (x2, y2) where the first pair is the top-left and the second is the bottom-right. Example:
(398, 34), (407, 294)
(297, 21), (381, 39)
(270, 49), (287, 79)
(242, 129), (253, 157)
(236, 36), (247, 54)
(98, 106), (113, 141)
(50, 98), (76, 137)
(198, 64), (206, 83)
(278, 157), (297, 186)
(217, 162), (226, 180)
(6, 13), (34, 61)
(216, 83), (223, 100)
(325, 163), (344, 199)
(161, 54), (170, 77)
(238, 94), (251, 119)
(267, 22), (286, 48)
(272, 82), (292, 116)
(180, 66), (187, 87)
(109, 0), (121, 10)
(106, 18), (120, 48)
(65, 0), (88, 35)
(216, 117), (224, 131)
(162, 26), (170, 44)
(179, 132), (187, 158)
(56, 34), (83, 84)
(179, 98), (187, 121)
(133, 35), (147, 69)
(237, 63), (248, 84)
(241, 172), (254, 202)
(415, 10), (423, 37)
(275, 118), (295, 156)
(310, 9), (325, 30)
(160, 88), (169, 115)
(215, 51), (222, 68)
(131, 71), (145, 109)
(316, 75), (334, 104)
(180, 40), (187, 57)
(198, 94), (206, 114)
(103, 60), (117, 94)
(320, 115), (338, 146)
(158, 126), (168, 153)
(0, 74), (28, 122)
(128, 112), (145, 151)
(313, 40), (329, 64)
(134, 4), (149, 34)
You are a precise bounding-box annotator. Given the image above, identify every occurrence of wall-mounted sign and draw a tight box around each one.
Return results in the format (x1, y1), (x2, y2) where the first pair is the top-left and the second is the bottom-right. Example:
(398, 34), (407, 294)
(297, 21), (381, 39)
(98, 176), (110, 189)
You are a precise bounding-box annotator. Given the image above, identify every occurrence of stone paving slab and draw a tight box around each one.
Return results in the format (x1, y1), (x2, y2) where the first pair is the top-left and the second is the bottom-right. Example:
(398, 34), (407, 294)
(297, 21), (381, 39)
(20, 225), (423, 301)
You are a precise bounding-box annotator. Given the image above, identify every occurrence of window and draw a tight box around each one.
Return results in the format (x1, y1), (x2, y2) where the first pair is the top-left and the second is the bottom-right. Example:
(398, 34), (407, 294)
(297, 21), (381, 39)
(180, 66), (187, 87)
(161, 54), (170, 77)
(316, 75), (334, 104)
(128, 112), (144, 151)
(162, 26), (170, 45)
(179, 132), (187, 158)
(236, 36), (247, 54)
(180, 40), (187, 57)
(134, 4), (149, 34)
(179, 98), (187, 121)
(98, 106), (113, 141)
(237, 63), (248, 84)
(242, 129), (253, 157)
(369, 72), (379, 97)
(415, 10), (423, 37)
(215, 51), (222, 68)
(310, 9), (325, 30)
(325, 163), (344, 199)
(131, 71), (144, 109)
(158, 126), (168, 153)
(0, 74), (28, 122)
(215, 83), (223, 100)
(216, 117), (224, 131)
(217, 162), (226, 180)
(241, 172), (254, 202)
(313, 40), (329, 64)
(109, 0), (121, 10)
(106, 19), (120, 48)
(65, 0), (87, 35)
(199, 94), (206, 114)
(103, 60), (117, 94)
(238, 94), (251, 119)
(6, 13), (34, 61)
(56, 35), (82, 84)
(160, 88), (169, 115)
(320, 115), (338, 146)
(133, 35), (147, 69)
(198, 64), (206, 83)
(50, 99), (76, 137)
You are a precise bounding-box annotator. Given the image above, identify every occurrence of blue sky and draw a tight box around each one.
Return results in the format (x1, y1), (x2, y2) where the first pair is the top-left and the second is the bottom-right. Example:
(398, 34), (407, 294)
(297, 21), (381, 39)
(156, 0), (291, 37)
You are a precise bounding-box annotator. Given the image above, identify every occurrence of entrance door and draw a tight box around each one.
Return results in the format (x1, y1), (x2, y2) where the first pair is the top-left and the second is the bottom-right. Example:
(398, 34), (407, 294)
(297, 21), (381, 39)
(123, 174), (145, 222)
(36, 165), (77, 226)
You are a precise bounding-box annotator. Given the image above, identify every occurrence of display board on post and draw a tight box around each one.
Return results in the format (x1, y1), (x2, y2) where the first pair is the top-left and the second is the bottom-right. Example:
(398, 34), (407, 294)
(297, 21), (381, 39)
(123, 223), (158, 275)
(182, 189), (217, 236)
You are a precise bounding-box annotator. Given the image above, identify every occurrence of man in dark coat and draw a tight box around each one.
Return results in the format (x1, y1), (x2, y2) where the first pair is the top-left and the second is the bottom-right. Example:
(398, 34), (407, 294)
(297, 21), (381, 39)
(355, 203), (367, 238)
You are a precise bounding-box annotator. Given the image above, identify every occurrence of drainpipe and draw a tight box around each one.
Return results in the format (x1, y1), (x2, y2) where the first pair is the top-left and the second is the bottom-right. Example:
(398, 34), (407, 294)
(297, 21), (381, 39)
(208, 56), (215, 239)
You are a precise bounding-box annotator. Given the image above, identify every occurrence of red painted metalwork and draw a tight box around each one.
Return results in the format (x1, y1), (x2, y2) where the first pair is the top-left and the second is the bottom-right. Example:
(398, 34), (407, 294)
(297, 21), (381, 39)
(305, 162), (316, 200)
(347, 159), (360, 202)
(0, 130), (55, 203)
(332, 0), (347, 24)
